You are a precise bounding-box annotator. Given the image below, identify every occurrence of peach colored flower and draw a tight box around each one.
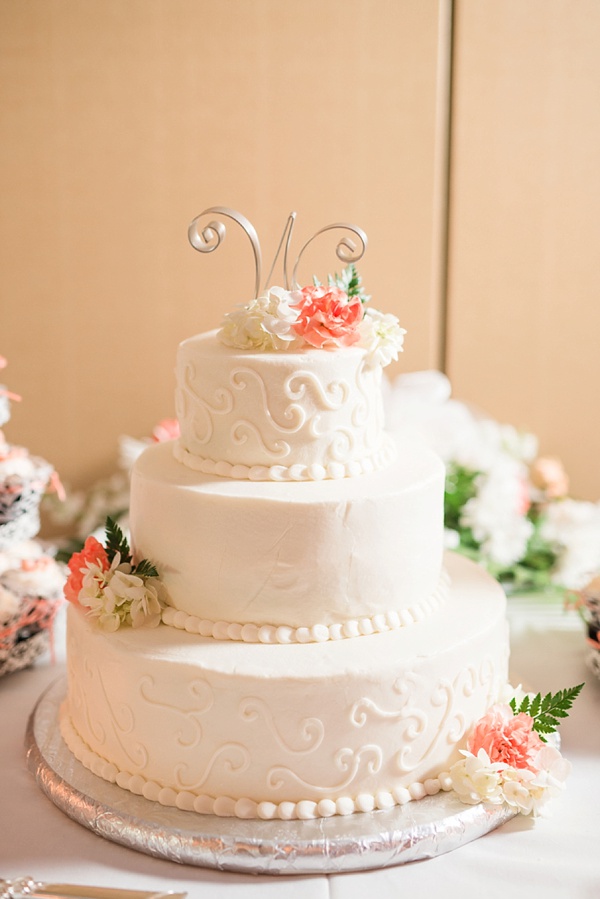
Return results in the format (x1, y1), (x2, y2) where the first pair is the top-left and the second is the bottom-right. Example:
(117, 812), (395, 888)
(516, 477), (531, 516)
(467, 704), (544, 771)
(530, 456), (569, 499)
(64, 536), (109, 606)
(291, 286), (364, 349)
(152, 418), (180, 443)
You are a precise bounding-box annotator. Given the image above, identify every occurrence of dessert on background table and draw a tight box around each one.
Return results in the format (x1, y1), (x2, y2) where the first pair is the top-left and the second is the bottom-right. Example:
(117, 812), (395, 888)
(0, 356), (65, 677)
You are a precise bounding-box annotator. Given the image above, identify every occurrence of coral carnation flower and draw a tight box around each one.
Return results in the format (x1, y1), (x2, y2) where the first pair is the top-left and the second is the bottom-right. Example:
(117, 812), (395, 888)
(64, 536), (109, 606)
(291, 286), (363, 349)
(467, 704), (544, 771)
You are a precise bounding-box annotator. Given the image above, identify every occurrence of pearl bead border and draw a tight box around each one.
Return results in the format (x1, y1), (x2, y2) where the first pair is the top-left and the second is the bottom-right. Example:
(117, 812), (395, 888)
(161, 570), (451, 644)
(173, 436), (397, 482)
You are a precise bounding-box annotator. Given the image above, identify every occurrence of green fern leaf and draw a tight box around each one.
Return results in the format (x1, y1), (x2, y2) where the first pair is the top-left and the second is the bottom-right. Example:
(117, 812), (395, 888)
(530, 684), (584, 737)
(133, 559), (159, 579)
(105, 516), (131, 564)
(529, 693), (542, 718)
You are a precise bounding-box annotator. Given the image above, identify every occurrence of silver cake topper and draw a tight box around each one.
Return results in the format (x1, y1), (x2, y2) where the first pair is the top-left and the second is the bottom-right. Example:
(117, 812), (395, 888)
(187, 207), (367, 296)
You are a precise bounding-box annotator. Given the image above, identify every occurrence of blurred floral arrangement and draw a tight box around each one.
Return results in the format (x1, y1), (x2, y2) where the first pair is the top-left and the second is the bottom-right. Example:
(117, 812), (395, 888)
(386, 371), (600, 597)
(385, 373), (600, 676)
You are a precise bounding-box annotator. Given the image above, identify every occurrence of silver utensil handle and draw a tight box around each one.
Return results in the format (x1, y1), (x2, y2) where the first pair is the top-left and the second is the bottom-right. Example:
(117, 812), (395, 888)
(0, 880), (186, 899)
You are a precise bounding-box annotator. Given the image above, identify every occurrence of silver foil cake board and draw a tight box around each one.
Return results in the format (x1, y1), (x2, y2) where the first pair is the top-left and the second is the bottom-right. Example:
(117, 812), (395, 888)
(26, 678), (517, 875)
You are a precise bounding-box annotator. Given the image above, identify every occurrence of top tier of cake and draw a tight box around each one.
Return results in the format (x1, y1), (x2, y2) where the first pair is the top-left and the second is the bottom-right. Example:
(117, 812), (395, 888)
(174, 330), (396, 482)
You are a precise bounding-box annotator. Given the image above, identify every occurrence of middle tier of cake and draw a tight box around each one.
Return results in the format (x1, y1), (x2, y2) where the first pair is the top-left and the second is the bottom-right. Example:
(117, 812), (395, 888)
(130, 437), (446, 631)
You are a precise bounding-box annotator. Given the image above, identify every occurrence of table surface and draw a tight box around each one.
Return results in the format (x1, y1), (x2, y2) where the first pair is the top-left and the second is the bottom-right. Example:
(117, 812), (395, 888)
(1, 596), (599, 899)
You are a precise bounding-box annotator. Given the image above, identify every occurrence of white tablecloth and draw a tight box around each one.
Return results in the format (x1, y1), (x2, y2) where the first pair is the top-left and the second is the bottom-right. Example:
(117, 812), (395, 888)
(1, 598), (599, 898)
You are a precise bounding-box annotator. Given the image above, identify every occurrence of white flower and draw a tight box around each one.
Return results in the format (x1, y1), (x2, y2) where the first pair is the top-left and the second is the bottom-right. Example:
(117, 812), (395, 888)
(358, 307), (406, 367)
(499, 683), (530, 707)
(461, 461), (533, 568)
(541, 499), (600, 589)
(218, 287), (303, 351)
(500, 767), (537, 814)
(501, 745), (571, 817)
(78, 552), (165, 631)
(130, 577), (166, 628)
(444, 528), (460, 549)
(449, 749), (506, 805)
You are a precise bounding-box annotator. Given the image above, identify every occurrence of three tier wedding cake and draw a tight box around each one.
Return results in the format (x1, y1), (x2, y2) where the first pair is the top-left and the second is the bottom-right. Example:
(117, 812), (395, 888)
(60, 209), (570, 823)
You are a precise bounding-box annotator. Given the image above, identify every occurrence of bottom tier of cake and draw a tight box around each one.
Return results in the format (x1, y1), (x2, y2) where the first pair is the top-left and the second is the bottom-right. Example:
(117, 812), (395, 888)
(60, 553), (509, 820)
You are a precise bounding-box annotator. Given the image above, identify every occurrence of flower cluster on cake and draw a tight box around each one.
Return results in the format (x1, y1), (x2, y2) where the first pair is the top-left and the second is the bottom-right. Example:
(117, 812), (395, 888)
(0, 356), (65, 676)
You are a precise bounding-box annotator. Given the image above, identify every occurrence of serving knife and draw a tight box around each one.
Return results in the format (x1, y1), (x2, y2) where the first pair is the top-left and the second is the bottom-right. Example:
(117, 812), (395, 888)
(0, 880), (186, 899)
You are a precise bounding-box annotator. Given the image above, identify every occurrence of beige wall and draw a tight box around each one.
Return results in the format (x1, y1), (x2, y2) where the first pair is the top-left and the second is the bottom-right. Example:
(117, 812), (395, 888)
(447, 0), (600, 501)
(1, 0), (599, 509)
(0, 0), (446, 498)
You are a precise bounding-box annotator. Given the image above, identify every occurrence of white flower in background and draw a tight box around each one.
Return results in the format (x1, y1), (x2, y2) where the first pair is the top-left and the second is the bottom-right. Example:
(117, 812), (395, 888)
(384, 372), (537, 471)
(219, 287), (303, 351)
(461, 459), (534, 568)
(358, 308), (406, 367)
(444, 528), (460, 549)
(449, 749), (506, 805)
(541, 499), (600, 589)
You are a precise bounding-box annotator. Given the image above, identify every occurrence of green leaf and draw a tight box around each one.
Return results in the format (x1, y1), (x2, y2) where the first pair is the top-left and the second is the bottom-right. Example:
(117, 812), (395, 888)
(327, 264), (371, 303)
(508, 684), (583, 741)
(105, 516), (132, 565)
(529, 683), (584, 738)
(444, 464), (480, 533)
(529, 693), (542, 719)
(133, 558), (159, 579)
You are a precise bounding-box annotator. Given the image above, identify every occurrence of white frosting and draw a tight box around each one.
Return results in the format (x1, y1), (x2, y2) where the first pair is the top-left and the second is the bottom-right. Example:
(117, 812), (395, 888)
(62, 553), (509, 818)
(130, 438), (445, 627)
(161, 568), (450, 644)
(175, 331), (389, 479)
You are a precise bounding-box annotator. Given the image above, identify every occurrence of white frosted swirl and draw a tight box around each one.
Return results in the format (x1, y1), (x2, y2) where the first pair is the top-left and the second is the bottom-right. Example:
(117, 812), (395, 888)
(60, 699), (452, 819)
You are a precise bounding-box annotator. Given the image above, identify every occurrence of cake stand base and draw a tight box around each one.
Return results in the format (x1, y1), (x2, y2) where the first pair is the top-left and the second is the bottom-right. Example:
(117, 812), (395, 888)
(26, 678), (517, 875)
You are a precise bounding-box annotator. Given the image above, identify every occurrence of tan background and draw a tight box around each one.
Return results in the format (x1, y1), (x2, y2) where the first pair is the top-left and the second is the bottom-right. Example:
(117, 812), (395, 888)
(0, 0), (598, 513)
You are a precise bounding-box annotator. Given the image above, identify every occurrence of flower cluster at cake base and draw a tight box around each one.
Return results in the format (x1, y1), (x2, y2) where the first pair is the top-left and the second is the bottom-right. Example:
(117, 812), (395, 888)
(64, 517), (167, 631)
(218, 264), (406, 366)
(449, 683), (582, 816)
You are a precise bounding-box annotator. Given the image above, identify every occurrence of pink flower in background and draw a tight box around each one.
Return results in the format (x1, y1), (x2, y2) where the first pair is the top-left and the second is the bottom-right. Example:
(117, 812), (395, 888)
(531, 456), (570, 500)
(467, 704), (544, 771)
(64, 536), (109, 605)
(517, 477), (531, 516)
(291, 286), (363, 349)
(152, 418), (180, 443)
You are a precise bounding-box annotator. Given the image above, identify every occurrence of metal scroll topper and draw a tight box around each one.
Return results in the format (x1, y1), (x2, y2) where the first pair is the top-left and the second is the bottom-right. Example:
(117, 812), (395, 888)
(187, 206), (368, 298)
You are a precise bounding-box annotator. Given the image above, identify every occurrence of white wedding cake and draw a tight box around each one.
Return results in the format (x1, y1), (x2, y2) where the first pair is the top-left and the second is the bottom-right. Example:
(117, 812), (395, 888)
(60, 210), (509, 820)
